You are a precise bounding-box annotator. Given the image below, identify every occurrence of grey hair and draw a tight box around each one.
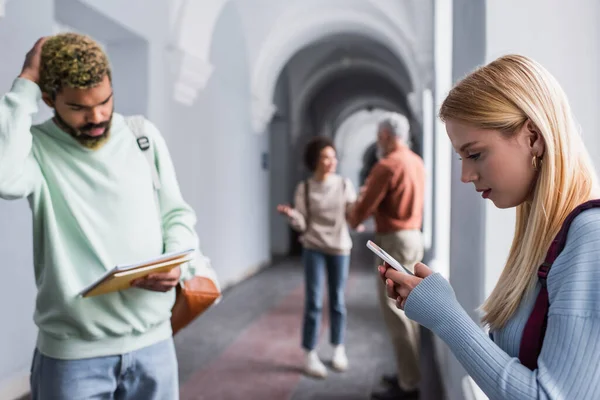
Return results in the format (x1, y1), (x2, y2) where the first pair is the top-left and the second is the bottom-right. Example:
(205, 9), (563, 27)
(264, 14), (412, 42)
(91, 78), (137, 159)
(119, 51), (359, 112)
(378, 113), (411, 145)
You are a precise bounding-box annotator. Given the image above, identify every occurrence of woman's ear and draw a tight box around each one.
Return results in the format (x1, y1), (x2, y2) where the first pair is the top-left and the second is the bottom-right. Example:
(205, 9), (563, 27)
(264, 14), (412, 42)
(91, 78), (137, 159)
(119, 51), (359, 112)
(526, 119), (545, 157)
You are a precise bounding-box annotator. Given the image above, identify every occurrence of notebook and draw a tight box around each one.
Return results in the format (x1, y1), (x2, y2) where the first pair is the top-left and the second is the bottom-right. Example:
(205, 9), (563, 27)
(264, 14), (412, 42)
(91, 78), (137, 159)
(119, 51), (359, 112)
(79, 248), (195, 298)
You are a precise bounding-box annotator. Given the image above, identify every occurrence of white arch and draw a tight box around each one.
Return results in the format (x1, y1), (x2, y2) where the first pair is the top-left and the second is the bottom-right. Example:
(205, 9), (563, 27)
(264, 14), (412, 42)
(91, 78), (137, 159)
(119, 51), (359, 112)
(175, 0), (229, 62)
(169, 0), (230, 105)
(296, 59), (413, 113)
(250, 5), (421, 133)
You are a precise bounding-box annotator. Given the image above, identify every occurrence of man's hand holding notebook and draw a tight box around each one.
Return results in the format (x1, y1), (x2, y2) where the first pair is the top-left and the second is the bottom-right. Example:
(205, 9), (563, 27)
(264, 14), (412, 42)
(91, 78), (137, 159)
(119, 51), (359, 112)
(131, 265), (182, 292)
(79, 249), (195, 298)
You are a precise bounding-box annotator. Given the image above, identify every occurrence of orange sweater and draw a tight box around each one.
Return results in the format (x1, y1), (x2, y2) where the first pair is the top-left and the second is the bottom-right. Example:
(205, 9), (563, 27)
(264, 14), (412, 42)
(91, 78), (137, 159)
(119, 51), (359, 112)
(349, 146), (425, 234)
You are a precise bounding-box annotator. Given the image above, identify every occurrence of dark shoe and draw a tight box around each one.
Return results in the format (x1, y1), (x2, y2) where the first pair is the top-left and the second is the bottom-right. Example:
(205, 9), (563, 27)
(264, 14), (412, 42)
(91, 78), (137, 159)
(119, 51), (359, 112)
(380, 374), (398, 388)
(371, 385), (419, 400)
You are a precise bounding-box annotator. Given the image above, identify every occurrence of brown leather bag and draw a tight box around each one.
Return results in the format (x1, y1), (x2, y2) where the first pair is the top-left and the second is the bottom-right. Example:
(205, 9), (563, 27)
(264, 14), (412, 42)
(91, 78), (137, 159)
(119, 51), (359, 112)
(171, 276), (220, 335)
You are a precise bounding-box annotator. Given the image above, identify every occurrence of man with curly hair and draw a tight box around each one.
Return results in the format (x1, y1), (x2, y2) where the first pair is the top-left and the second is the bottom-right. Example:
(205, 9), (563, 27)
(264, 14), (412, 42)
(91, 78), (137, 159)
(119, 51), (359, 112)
(38, 32), (114, 149)
(0, 34), (208, 399)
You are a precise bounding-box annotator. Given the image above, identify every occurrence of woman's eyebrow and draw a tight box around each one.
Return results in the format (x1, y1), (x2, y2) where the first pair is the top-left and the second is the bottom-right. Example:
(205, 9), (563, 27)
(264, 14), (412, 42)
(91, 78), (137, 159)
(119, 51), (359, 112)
(459, 141), (479, 152)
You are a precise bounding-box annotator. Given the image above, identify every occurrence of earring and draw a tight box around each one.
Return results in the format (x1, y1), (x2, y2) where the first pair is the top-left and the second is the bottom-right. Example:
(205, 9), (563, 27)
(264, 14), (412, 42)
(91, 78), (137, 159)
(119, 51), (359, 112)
(532, 155), (542, 170)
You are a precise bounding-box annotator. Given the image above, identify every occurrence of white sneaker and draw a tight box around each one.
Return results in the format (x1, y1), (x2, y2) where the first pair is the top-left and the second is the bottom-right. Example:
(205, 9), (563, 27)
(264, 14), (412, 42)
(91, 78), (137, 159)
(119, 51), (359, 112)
(304, 350), (328, 378)
(331, 345), (349, 371)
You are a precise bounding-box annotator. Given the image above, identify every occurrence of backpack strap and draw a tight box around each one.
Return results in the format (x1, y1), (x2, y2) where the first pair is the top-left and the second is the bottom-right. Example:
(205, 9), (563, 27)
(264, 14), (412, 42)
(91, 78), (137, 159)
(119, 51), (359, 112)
(125, 115), (162, 191)
(519, 199), (600, 369)
(304, 179), (310, 232)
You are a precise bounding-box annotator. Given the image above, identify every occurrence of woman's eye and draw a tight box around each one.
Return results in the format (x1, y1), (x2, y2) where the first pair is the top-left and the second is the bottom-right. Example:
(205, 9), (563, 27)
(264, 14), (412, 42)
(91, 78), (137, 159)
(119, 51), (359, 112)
(458, 153), (480, 161)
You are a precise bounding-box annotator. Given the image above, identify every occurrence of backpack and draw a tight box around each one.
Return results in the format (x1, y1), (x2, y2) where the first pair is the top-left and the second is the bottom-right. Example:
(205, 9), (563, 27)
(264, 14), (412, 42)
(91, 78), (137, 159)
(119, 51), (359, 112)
(518, 199), (600, 369)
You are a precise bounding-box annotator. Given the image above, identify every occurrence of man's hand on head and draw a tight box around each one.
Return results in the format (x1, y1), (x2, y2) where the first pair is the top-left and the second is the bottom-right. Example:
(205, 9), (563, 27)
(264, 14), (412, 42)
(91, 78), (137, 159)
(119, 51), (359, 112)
(19, 37), (47, 84)
(131, 266), (182, 292)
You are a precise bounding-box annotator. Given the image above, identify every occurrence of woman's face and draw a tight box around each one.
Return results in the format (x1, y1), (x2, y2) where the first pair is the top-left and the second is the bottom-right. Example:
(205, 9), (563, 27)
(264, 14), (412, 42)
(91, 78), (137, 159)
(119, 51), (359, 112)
(446, 119), (543, 209)
(316, 146), (338, 175)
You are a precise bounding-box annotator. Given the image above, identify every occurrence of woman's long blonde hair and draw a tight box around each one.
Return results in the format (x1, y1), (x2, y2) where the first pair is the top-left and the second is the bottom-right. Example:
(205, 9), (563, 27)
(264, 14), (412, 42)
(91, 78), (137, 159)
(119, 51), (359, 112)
(439, 55), (599, 330)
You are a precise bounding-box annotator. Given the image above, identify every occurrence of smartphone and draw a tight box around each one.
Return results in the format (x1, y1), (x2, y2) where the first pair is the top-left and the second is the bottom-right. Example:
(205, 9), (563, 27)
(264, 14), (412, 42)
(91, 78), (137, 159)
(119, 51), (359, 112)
(366, 240), (414, 276)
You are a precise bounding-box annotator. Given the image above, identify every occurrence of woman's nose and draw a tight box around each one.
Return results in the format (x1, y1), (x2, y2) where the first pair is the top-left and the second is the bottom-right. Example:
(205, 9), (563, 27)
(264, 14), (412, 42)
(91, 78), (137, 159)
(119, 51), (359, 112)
(461, 162), (477, 183)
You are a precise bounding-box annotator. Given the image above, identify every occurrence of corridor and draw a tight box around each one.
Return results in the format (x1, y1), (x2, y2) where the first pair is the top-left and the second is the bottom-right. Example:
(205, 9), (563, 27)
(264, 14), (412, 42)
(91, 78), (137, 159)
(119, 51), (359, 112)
(3, 1), (600, 399)
(174, 237), (443, 400)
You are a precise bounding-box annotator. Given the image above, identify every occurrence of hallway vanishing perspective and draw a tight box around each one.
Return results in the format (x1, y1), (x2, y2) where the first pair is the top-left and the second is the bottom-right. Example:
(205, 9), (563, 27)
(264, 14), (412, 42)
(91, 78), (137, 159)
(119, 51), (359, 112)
(3, 1), (600, 400)
(174, 241), (443, 400)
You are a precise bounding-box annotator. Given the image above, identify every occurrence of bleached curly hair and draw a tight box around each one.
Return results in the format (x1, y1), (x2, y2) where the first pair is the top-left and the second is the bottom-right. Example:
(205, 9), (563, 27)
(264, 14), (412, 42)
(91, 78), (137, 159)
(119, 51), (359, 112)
(39, 32), (111, 98)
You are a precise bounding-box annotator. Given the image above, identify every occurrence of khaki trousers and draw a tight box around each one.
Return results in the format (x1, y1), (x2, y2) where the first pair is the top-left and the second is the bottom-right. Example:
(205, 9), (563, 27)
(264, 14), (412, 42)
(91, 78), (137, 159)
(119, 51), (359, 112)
(374, 230), (423, 391)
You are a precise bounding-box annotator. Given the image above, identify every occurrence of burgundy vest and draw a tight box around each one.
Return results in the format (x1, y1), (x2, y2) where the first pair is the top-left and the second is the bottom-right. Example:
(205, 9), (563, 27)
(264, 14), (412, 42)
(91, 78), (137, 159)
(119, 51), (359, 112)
(518, 200), (600, 370)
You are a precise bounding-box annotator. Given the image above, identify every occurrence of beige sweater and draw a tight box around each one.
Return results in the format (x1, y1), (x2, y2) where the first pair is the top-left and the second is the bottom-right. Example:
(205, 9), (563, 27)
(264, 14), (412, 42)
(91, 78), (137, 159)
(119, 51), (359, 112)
(288, 174), (356, 255)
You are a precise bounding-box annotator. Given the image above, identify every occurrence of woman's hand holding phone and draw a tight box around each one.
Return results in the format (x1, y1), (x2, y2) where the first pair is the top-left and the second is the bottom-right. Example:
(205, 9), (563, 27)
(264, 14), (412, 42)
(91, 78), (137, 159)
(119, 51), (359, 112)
(378, 262), (433, 310)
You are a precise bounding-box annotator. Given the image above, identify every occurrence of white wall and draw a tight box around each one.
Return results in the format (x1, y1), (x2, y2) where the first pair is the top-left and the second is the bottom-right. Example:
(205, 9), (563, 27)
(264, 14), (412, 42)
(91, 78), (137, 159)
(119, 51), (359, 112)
(169, 1), (270, 286)
(439, 1), (487, 400)
(0, 2), (54, 398)
(79, 0), (170, 131)
(484, 0), (600, 297)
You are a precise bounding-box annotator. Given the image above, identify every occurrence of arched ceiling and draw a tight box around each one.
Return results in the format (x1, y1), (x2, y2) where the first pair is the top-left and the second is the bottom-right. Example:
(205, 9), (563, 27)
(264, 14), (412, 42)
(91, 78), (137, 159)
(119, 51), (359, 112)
(235, 0), (433, 132)
(279, 32), (416, 146)
(250, 6), (418, 118)
(307, 71), (408, 136)
(170, 0), (434, 131)
(294, 33), (414, 99)
(296, 58), (412, 118)
(294, 59), (412, 131)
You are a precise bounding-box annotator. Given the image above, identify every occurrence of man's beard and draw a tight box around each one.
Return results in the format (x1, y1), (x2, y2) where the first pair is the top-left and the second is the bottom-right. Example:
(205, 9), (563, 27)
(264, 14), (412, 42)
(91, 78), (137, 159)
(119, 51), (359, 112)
(53, 110), (113, 150)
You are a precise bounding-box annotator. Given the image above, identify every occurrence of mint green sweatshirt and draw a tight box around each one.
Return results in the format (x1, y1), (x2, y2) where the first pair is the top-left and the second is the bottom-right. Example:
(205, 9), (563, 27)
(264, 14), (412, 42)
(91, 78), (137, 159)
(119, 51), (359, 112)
(0, 78), (202, 360)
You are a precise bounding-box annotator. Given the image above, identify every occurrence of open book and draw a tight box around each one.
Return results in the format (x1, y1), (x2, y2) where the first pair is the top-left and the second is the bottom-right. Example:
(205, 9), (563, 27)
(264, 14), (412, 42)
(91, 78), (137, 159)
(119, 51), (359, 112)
(79, 248), (195, 298)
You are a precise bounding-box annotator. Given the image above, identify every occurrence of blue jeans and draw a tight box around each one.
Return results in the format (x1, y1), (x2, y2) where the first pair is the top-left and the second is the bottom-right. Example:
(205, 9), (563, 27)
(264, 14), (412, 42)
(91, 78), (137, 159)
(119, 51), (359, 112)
(302, 248), (350, 350)
(30, 338), (178, 400)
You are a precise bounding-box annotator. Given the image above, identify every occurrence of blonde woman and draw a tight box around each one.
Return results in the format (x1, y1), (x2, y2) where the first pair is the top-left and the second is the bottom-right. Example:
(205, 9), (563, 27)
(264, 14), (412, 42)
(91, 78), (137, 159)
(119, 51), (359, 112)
(380, 55), (600, 399)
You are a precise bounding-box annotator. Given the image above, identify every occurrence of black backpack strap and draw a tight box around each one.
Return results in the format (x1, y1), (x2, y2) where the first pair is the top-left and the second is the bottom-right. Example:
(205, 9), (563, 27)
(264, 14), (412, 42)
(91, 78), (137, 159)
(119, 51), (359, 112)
(304, 179), (310, 232)
(519, 199), (600, 369)
(125, 115), (161, 191)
